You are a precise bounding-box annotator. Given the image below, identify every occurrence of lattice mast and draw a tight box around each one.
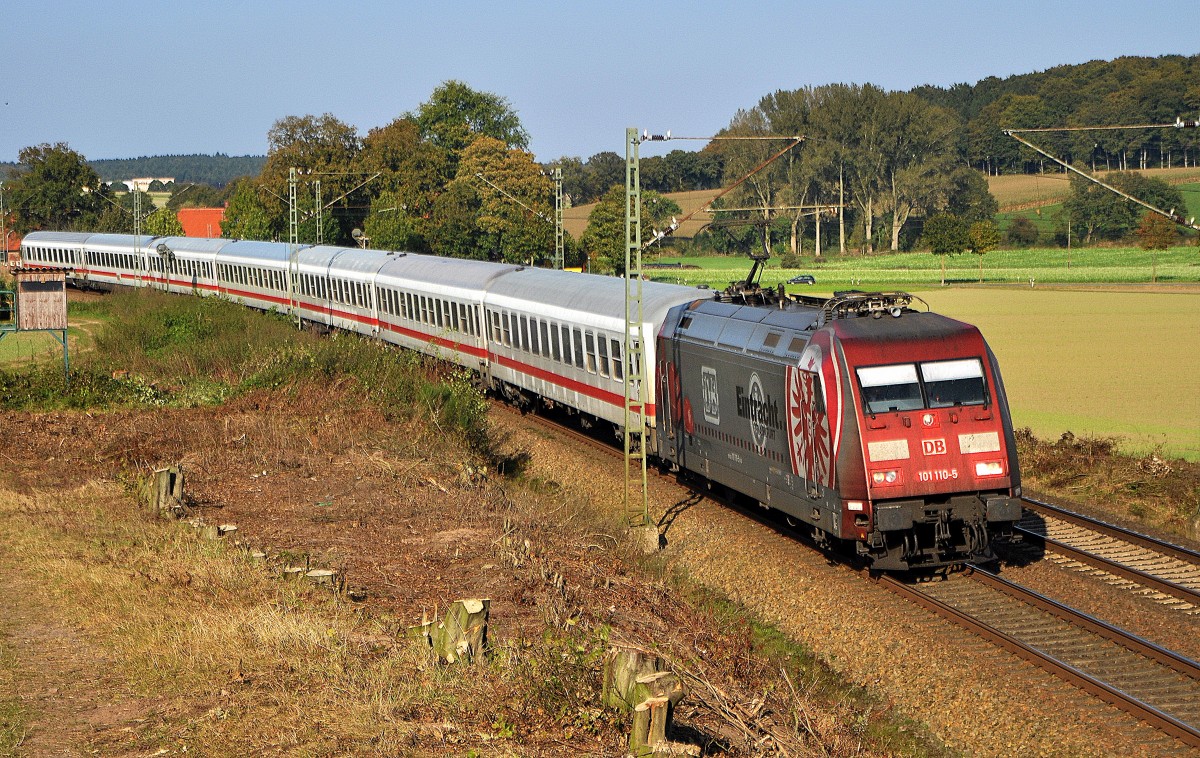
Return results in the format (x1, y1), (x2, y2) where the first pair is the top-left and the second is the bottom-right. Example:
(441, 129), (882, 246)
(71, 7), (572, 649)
(623, 128), (650, 527)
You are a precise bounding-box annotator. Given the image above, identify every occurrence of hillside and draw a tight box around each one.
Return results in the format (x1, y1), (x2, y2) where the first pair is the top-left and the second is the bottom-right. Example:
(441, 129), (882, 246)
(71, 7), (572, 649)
(563, 166), (1200, 239)
(89, 154), (265, 186)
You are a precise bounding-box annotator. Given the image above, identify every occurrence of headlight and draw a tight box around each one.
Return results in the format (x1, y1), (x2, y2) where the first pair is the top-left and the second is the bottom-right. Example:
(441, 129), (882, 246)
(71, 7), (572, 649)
(871, 470), (900, 485)
(975, 461), (1004, 477)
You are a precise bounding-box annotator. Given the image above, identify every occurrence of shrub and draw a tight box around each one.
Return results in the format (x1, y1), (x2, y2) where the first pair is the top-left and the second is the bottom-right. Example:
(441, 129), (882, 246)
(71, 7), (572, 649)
(1005, 216), (1040, 248)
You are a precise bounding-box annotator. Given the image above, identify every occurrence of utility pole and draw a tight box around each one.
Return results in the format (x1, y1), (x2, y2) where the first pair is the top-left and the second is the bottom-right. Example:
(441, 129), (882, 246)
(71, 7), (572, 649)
(289, 167), (299, 326)
(0, 182), (6, 267)
(314, 180), (323, 245)
(623, 127), (650, 531)
(553, 167), (564, 270)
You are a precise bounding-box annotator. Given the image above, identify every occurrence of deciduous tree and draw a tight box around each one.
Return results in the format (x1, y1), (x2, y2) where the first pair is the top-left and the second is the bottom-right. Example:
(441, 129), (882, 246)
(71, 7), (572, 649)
(923, 213), (970, 284)
(6, 143), (109, 233)
(580, 185), (679, 274)
(411, 80), (529, 156)
(968, 220), (1001, 282)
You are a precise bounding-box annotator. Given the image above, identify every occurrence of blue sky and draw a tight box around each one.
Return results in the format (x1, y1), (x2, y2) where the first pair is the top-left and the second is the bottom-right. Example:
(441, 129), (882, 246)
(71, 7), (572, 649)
(2, 1), (1197, 164)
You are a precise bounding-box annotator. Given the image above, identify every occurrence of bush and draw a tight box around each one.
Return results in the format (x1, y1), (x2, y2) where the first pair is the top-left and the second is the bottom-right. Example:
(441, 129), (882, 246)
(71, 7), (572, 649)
(1006, 216), (1040, 248)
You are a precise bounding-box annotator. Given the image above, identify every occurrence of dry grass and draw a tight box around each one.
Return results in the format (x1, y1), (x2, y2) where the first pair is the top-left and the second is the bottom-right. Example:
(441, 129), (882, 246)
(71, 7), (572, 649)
(1016, 429), (1200, 533)
(0, 484), (471, 755)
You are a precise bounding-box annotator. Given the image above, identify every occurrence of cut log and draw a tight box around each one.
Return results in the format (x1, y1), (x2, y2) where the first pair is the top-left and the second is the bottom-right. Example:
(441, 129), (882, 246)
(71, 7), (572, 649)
(430, 598), (490, 664)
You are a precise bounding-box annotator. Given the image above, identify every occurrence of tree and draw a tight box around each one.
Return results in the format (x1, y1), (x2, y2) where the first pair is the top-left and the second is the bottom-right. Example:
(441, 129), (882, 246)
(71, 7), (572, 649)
(258, 114), (364, 245)
(166, 183), (229, 210)
(583, 152), (624, 202)
(144, 206), (184, 237)
(968, 220), (1001, 282)
(356, 116), (452, 244)
(221, 179), (275, 241)
(945, 167), (999, 223)
(878, 92), (962, 251)
(362, 191), (425, 252)
(6, 143), (109, 233)
(429, 182), (490, 260)
(1064, 172), (1185, 243)
(1135, 211), (1177, 283)
(449, 136), (555, 264)
(580, 185), (680, 274)
(923, 213), (970, 284)
(411, 80), (529, 156)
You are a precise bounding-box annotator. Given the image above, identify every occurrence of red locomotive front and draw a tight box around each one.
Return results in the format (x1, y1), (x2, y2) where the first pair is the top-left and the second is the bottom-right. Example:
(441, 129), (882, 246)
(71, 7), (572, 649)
(830, 312), (1022, 569)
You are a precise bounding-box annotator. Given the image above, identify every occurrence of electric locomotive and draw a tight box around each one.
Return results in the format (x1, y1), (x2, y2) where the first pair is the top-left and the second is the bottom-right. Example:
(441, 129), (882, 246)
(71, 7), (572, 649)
(656, 292), (1021, 570)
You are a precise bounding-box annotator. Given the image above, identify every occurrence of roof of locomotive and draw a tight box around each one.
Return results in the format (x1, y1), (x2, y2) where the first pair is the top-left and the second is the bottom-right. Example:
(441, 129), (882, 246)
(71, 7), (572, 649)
(485, 267), (705, 326)
(830, 309), (977, 343)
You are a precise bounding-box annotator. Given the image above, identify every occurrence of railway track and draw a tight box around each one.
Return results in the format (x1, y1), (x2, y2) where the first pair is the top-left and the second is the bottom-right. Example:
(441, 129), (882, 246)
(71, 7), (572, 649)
(500, 403), (1200, 747)
(880, 568), (1200, 749)
(1009, 497), (1200, 614)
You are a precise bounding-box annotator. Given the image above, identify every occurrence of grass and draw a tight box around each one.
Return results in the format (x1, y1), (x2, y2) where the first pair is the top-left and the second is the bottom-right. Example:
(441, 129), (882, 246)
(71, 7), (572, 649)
(0, 291), (493, 456)
(651, 243), (1200, 290)
(0, 639), (23, 755)
(0, 484), (493, 754)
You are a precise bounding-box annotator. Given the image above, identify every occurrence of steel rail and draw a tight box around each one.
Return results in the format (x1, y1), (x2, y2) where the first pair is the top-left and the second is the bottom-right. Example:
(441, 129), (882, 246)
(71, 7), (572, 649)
(1012, 524), (1200, 607)
(1022, 497), (1200, 565)
(879, 570), (1200, 748)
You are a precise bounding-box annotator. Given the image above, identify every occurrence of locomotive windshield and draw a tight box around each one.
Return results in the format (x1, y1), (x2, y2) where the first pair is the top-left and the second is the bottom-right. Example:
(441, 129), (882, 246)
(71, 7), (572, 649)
(921, 359), (987, 408)
(857, 358), (987, 414)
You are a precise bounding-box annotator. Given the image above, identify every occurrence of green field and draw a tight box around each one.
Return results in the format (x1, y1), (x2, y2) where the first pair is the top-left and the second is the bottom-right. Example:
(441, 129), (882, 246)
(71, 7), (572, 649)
(652, 244), (1200, 291)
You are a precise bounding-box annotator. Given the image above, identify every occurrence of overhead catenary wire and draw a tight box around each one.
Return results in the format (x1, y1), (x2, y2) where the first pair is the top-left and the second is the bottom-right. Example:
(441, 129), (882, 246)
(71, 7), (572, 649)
(639, 134), (806, 249)
(1004, 123), (1200, 232)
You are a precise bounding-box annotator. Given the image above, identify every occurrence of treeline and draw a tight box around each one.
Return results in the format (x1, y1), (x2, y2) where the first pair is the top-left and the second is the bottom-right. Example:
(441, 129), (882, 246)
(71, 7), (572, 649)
(913, 54), (1200, 175)
(558, 150), (723, 205)
(89, 154), (265, 186)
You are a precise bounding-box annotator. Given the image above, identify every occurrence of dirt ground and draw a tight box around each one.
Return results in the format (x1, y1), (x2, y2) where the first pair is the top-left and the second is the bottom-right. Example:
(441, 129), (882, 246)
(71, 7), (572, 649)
(2, 386), (874, 756)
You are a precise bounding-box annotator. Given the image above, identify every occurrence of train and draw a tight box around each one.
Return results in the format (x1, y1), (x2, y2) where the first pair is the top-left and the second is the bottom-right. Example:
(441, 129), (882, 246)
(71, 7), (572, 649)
(18, 231), (1023, 570)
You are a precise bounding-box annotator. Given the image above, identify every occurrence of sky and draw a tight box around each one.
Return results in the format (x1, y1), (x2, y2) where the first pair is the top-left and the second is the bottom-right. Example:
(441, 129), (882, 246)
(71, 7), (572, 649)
(2, 1), (1198, 165)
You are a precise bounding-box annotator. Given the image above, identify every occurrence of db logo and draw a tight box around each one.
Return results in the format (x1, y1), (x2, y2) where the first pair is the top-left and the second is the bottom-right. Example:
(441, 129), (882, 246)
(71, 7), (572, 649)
(922, 438), (947, 456)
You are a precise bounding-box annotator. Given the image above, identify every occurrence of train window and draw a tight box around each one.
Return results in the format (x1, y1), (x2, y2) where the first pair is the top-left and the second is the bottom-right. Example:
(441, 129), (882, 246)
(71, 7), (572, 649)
(538, 320), (550, 358)
(571, 328), (584, 369)
(857, 364), (923, 414)
(597, 335), (610, 377)
(762, 332), (781, 350)
(473, 306), (482, 337)
(786, 336), (806, 354)
(612, 339), (623, 381)
(458, 304), (468, 334)
(551, 323), (562, 362)
(518, 315), (529, 352)
(503, 312), (513, 347)
(921, 359), (987, 408)
(584, 331), (597, 374)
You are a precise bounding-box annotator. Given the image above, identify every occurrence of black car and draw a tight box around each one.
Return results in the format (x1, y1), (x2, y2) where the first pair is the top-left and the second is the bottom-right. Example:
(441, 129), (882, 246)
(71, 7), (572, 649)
(787, 274), (816, 285)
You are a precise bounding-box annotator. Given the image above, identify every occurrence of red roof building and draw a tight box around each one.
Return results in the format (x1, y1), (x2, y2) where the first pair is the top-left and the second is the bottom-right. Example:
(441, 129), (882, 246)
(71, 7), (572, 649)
(176, 207), (226, 238)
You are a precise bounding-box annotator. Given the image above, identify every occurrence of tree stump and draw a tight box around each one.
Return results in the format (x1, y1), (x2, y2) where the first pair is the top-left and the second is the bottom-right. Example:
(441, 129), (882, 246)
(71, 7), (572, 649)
(602, 645), (665, 711)
(430, 598), (490, 664)
(149, 466), (185, 518)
